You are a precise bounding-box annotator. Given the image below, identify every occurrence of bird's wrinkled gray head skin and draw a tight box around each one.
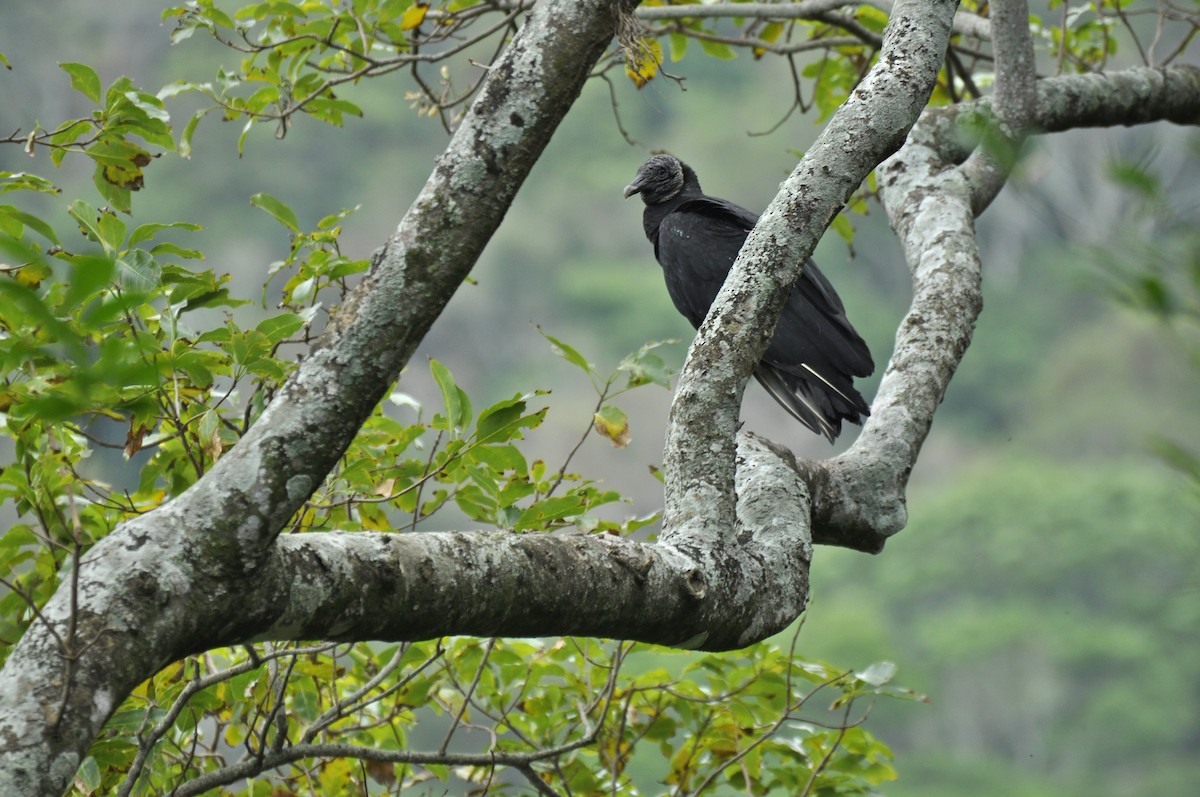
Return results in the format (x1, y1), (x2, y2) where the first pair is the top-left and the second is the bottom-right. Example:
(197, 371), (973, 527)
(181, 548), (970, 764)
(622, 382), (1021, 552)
(623, 154), (685, 204)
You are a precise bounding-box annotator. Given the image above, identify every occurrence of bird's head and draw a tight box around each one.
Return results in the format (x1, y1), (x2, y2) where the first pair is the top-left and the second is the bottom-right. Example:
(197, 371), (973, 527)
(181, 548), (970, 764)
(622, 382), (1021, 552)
(623, 154), (686, 205)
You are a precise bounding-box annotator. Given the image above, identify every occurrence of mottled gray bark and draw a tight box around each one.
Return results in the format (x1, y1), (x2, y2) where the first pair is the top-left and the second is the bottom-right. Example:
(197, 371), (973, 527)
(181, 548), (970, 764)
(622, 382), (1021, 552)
(820, 64), (1200, 550)
(2, 0), (1199, 792)
(0, 1), (638, 793)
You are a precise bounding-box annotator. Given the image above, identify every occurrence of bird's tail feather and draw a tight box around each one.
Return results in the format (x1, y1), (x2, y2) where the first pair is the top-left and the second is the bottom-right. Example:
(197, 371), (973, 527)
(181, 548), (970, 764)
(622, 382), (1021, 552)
(754, 364), (869, 444)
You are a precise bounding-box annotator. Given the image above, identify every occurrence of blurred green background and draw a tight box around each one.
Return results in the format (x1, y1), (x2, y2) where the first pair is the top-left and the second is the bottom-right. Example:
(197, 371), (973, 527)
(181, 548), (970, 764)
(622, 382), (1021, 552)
(2, 3), (1198, 795)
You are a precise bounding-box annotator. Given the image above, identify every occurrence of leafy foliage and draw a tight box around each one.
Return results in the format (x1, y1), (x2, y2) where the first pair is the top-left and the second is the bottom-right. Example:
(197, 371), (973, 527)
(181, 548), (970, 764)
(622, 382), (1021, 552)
(1, 153), (905, 791)
(5, 1), (1195, 795)
(76, 629), (915, 796)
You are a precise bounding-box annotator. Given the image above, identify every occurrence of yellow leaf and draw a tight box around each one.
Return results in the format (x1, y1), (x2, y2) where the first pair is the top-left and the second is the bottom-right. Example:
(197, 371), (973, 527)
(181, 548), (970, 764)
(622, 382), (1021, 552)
(224, 723), (245, 746)
(625, 38), (662, 89)
(593, 405), (631, 448)
(359, 502), (391, 531)
(3, 260), (51, 288)
(401, 3), (429, 31)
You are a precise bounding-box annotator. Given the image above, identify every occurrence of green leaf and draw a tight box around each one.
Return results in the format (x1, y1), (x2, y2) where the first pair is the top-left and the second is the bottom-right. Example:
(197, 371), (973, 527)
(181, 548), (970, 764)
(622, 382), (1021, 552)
(515, 495), (584, 530)
(129, 220), (202, 247)
(668, 32), (688, 62)
(73, 755), (101, 794)
(255, 312), (306, 343)
(618, 339), (677, 389)
(430, 358), (466, 432)
(856, 660), (897, 687)
(455, 484), (497, 521)
(179, 108), (210, 159)
(473, 444), (529, 477)
(67, 199), (105, 249)
(699, 38), (737, 60)
(116, 249), (161, 291)
(306, 97), (364, 127)
(237, 118), (254, 157)
(0, 171), (60, 195)
(537, 327), (593, 375)
(149, 242), (204, 261)
(0, 206), (59, 244)
(250, 192), (301, 232)
(97, 210), (127, 254)
(831, 213), (856, 245)
(475, 395), (545, 443)
(60, 62), (102, 104)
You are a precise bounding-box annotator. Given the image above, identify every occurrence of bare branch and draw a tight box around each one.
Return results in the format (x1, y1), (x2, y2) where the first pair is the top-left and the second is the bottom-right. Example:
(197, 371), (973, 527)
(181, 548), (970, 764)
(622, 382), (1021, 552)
(636, 0), (991, 40)
(960, 0), (1038, 211)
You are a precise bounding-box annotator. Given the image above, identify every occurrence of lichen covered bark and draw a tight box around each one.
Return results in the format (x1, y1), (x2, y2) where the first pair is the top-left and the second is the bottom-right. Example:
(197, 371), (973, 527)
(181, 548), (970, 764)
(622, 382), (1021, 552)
(3, 0), (1200, 792)
(0, 2), (639, 794)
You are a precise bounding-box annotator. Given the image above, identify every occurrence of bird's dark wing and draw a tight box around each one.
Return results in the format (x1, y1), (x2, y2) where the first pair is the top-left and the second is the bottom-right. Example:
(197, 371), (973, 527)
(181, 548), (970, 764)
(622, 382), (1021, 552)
(650, 191), (873, 440)
(658, 197), (873, 379)
(760, 261), (874, 431)
(767, 260), (875, 379)
(653, 196), (756, 328)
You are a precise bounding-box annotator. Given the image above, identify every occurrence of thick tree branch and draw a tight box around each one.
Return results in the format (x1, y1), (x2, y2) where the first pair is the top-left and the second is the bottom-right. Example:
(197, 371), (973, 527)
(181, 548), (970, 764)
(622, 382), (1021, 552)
(815, 62), (1200, 552)
(0, 2), (639, 793)
(239, 434), (811, 654)
(1033, 65), (1200, 130)
(635, 0), (991, 40)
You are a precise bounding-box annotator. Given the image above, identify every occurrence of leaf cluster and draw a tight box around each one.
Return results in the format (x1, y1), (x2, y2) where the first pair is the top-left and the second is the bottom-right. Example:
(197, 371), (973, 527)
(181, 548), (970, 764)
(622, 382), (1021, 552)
(82, 629), (915, 796)
(160, 0), (516, 141)
(0, 2), (947, 793)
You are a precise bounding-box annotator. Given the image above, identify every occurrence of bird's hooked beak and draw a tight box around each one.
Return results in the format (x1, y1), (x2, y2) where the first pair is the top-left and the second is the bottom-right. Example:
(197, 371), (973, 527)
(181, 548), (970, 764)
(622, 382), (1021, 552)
(622, 178), (643, 199)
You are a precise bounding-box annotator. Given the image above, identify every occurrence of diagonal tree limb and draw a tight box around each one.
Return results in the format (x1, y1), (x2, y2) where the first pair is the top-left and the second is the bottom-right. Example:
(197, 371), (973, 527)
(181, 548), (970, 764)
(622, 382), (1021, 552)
(3, 4), (1200, 795)
(0, 2), (641, 793)
(811, 62), (1200, 552)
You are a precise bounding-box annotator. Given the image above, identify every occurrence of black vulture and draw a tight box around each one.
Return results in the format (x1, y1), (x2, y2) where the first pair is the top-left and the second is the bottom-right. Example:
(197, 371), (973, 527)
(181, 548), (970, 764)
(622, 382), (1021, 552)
(623, 153), (874, 443)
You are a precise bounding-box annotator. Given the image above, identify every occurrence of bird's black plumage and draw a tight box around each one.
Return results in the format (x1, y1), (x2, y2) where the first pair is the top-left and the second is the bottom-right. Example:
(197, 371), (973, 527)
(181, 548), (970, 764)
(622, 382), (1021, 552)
(624, 154), (874, 442)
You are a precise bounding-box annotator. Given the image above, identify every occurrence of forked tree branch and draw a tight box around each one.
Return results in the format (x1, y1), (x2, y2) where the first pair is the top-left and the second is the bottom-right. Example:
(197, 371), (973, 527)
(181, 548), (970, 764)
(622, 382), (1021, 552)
(2, 0), (1199, 792)
(817, 61), (1200, 552)
(0, 1), (641, 793)
(661, 0), (959, 555)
